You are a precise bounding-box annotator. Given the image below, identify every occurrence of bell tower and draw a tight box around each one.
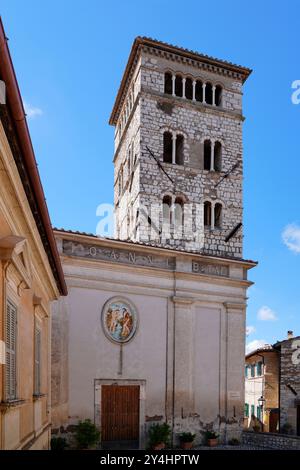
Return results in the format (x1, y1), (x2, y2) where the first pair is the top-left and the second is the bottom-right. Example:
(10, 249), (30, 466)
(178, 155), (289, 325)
(109, 37), (251, 259)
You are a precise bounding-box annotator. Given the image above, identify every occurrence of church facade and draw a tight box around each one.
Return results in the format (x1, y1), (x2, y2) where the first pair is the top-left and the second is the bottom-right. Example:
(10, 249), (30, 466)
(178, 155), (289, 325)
(51, 38), (256, 447)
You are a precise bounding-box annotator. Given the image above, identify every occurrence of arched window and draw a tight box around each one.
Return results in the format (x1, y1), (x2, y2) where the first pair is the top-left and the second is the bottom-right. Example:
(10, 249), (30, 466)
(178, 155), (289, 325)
(163, 132), (173, 163)
(162, 195), (172, 225)
(175, 75), (183, 97)
(176, 135), (184, 165)
(204, 140), (211, 170)
(174, 197), (184, 229)
(214, 203), (222, 228)
(164, 72), (172, 95)
(195, 80), (203, 102)
(185, 78), (193, 100)
(215, 85), (222, 107)
(214, 141), (222, 172)
(204, 201), (211, 227)
(206, 82), (213, 105)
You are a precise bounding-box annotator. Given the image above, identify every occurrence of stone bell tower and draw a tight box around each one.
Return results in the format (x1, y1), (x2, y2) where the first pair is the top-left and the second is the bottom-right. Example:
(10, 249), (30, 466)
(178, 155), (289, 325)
(109, 37), (251, 259)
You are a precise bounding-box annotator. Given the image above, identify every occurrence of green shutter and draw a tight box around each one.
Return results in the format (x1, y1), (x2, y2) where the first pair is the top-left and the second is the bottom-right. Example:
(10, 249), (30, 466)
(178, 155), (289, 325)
(34, 328), (41, 395)
(257, 362), (262, 376)
(244, 403), (249, 417)
(251, 364), (255, 377)
(6, 300), (17, 400)
(251, 404), (255, 417)
(257, 406), (261, 421)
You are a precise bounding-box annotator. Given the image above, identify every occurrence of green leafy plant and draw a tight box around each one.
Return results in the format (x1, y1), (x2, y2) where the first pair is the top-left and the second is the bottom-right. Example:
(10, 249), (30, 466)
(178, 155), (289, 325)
(75, 419), (100, 449)
(50, 436), (68, 450)
(179, 432), (196, 443)
(204, 430), (219, 440)
(281, 422), (293, 435)
(253, 424), (260, 433)
(148, 423), (171, 447)
(228, 438), (240, 446)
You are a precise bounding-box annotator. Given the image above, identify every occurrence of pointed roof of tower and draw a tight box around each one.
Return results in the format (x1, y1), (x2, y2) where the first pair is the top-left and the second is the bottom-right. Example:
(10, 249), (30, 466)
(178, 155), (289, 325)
(109, 36), (252, 125)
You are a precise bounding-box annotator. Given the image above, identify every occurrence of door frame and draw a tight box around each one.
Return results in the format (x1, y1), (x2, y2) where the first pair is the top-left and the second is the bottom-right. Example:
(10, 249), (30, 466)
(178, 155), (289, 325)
(94, 379), (146, 449)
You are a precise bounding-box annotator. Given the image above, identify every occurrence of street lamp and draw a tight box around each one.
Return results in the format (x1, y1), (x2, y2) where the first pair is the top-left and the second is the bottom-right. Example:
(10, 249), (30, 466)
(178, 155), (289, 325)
(258, 396), (266, 431)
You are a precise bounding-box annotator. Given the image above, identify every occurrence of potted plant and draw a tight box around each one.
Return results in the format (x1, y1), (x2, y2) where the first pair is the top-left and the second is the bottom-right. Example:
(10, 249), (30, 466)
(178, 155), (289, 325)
(205, 430), (219, 447)
(228, 437), (240, 446)
(179, 432), (196, 449)
(148, 423), (171, 450)
(75, 419), (100, 449)
(50, 436), (68, 450)
(253, 424), (260, 433)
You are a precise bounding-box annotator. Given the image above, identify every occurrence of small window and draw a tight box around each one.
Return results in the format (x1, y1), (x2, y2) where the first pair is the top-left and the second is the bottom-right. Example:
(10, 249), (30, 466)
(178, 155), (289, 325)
(245, 403), (249, 417)
(163, 132), (173, 163)
(257, 362), (263, 376)
(204, 201), (211, 227)
(162, 195), (172, 225)
(206, 82), (213, 105)
(251, 364), (255, 377)
(185, 78), (193, 100)
(214, 141), (222, 172)
(164, 72), (172, 95)
(251, 404), (255, 417)
(174, 197), (184, 229)
(215, 85), (222, 106)
(195, 80), (203, 102)
(175, 135), (184, 165)
(6, 300), (17, 400)
(214, 203), (222, 229)
(204, 140), (211, 170)
(245, 365), (248, 378)
(175, 75), (183, 97)
(34, 327), (41, 395)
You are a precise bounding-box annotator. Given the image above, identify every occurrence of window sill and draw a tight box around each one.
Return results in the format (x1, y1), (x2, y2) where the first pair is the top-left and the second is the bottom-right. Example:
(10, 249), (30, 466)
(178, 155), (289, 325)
(33, 393), (46, 401)
(0, 399), (26, 412)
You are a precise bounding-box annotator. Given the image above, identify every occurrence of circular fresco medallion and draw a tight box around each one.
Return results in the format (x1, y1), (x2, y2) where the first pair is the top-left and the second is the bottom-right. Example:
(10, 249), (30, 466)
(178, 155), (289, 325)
(102, 298), (138, 343)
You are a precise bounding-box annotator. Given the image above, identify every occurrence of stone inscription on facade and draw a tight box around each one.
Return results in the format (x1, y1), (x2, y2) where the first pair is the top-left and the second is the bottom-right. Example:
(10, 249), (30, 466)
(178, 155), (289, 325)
(192, 260), (229, 277)
(62, 239), (176, 270)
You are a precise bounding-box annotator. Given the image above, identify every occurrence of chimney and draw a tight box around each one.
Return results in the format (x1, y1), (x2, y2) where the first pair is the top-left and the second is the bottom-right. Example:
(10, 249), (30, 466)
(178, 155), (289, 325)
(287, 330), (294, 339)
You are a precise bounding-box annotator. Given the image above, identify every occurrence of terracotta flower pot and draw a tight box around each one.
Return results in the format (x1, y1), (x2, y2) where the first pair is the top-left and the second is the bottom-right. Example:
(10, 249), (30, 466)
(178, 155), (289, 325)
(180, 441), (193, 450)
(207, 438), (218, 447)
(153, 442), (166, 450)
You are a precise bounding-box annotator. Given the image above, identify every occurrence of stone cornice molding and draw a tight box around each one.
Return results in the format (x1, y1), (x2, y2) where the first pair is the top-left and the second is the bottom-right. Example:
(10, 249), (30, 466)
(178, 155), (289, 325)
(109, 37), (251, 125)
(172, 295), (194, 306)
(223, 301), (246, 312)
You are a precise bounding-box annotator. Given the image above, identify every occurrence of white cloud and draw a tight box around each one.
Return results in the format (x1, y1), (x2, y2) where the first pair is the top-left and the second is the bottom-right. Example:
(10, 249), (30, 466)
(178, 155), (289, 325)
(257, 306), (277, 321)
(246, 339), (268, 354)
(246, 325), (256, 336)
(23, 101), (43, 119)
(282, 224), (300, 254)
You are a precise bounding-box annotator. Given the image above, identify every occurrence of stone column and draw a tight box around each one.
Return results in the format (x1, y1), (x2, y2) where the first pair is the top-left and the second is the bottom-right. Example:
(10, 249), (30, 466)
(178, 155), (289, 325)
(172, 133), (176, 164)
(182, 78), (186, 99)
(172, 296), (195, 420)
(211, 203), (215, 230)
(210, 140), (215, 172)
(202, 83), (206, 103)
(223, 302), (246, 440)
(192, 80), (196, 101)
(172, 74), (176, 97)
(212, 85), (216, 106)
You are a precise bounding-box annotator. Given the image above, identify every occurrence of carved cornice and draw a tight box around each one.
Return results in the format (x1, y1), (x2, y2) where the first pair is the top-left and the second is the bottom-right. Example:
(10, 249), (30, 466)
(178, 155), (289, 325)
(172, 295), (194, 306)
(109, 37), (252, 126)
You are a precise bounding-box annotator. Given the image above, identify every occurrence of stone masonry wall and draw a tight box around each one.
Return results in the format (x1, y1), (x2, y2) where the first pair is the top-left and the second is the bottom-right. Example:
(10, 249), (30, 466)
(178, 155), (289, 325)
(242, 430), (300, 450)
(278, 337), (300, 434)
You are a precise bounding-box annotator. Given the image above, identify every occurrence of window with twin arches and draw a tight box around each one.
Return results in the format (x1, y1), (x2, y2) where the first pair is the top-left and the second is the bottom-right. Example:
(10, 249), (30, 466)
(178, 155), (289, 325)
(204, 201), (223, 229)
(163, 131), (184, 165)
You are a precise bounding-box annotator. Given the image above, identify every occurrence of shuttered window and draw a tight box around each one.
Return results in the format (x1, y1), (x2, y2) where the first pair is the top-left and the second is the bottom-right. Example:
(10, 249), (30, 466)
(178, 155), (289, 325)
(244, 403), (249, 417)
(6, 300), (17, 400)
(34, 328), (41, 395)
(251, 404), (255, 417)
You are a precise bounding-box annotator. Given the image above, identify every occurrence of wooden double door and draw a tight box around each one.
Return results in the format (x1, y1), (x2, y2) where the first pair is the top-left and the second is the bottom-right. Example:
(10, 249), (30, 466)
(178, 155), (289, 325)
(101, 385), (140, 444)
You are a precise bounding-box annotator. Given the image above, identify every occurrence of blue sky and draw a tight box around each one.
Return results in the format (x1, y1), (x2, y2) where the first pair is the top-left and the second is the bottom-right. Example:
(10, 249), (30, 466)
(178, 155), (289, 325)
(1, 0), (300, 350)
